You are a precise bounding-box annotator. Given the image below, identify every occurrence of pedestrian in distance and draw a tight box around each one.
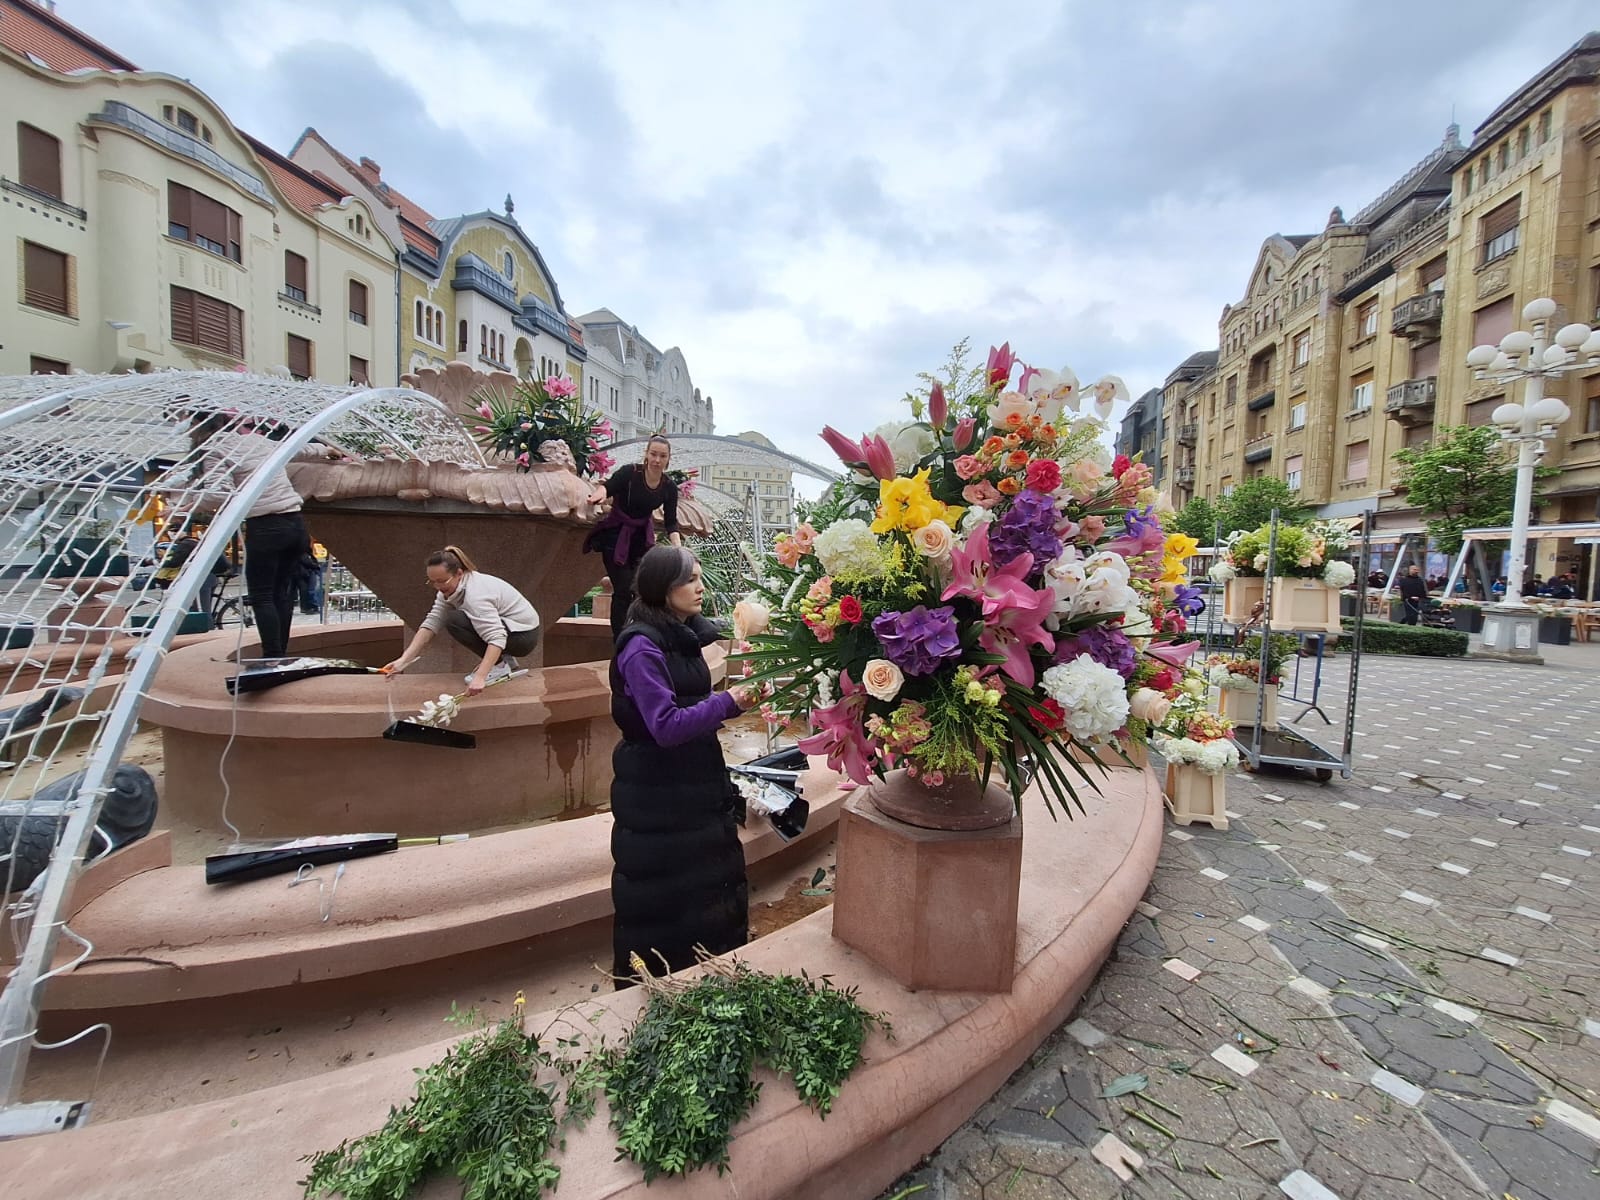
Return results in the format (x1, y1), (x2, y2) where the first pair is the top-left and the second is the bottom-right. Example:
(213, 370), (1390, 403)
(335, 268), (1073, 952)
(383, 546), (540, 695)
(607, 544), (761, 989)
(1397, 564), (1428, 625)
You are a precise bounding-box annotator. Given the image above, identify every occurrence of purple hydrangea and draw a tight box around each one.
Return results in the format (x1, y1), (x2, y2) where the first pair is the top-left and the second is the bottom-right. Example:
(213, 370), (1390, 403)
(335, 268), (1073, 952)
(1051, 623), (1137, 678)
(989, 490), (1062, 572)
(872, 604), (963, 677)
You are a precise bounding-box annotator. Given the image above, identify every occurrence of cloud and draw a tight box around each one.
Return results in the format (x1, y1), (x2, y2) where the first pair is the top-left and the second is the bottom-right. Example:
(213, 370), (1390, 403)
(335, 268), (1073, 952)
(52, 0), (1600, 472)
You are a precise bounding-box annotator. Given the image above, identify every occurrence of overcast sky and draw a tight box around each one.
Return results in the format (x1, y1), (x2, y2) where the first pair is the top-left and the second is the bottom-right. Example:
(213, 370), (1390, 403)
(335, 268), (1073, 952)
(57, 0), (1597, 473)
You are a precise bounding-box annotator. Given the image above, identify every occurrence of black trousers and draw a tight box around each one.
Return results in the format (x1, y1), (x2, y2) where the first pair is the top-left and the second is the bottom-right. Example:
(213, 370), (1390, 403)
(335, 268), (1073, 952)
(243, 511), (307, 659)
(441, 608), (541, 661)
(604, 556), (638, 643)
(1399, 598), (1422, 625)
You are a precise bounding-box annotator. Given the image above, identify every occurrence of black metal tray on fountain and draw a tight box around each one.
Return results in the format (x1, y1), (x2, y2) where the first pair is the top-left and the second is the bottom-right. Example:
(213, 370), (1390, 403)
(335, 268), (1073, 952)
(225, 657), (380, 695)
(205, 832), (398, 884)
(729, 744), (809, 786)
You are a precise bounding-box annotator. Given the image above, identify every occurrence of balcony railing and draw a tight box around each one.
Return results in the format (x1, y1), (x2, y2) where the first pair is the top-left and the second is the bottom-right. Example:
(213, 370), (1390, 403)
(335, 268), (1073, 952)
(1384, 376), (1437, 426)
(1176, 465), (1196, 484)
(1176, 423), (1198, 446)
(89, 101), (272, 206)
(1, 176), (88, 221)
(1243, 436), (1273, 464)
(1391, 292), (1444, 337)
(1247, 388), (1275, 412)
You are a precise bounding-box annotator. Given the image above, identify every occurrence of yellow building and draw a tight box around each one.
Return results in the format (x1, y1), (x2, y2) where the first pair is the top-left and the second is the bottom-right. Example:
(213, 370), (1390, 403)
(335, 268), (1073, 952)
(697, 431), (796, 537)
(289, 131), (587, 388)
(1167, 32), (1600, 593)
(1, 0), (398, 383)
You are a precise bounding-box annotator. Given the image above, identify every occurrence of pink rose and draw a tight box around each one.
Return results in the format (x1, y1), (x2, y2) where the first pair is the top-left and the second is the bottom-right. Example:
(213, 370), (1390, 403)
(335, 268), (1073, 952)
(954, 454), (984, 481)
(910, 520), (955, 559)
(1130, 687), (1172, 725)
(991, 391), (1032, 429)
(733, 598), (771, 640)
(861, 658), (905, 702)
(962, 480), (1004, 509)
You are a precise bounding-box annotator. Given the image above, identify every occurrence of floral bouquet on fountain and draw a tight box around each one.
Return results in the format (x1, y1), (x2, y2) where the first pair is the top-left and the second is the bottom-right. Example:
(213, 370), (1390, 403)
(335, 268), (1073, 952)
(732, 343), (1204, 818)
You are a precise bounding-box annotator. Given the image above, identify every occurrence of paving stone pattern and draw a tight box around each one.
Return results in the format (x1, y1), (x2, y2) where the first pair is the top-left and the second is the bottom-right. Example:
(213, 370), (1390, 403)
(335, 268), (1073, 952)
(878, 648), (1600, 1200)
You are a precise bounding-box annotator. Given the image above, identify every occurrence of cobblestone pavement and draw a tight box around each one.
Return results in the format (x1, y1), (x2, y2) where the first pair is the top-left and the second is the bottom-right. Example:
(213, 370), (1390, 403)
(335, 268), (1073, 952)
(880, 644), (1600, 1200)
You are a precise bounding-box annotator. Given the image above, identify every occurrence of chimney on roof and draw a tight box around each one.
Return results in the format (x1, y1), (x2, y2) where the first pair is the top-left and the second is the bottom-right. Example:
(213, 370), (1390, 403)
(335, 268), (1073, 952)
(30, 1), (60, 12)
(359, 156), (381, 179)
(1443, 122), (1462, 150)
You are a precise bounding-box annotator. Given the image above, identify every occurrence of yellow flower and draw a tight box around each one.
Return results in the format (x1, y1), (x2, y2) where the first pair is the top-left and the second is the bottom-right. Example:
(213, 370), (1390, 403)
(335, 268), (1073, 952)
(1164, 532), (1199, 560)
(1159, 555), (1188, 585)
(872, 468), (959, 534)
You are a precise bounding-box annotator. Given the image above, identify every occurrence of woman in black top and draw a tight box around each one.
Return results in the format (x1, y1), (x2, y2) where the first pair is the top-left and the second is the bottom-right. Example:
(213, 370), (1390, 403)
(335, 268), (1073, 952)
(583, 435), (682, 641)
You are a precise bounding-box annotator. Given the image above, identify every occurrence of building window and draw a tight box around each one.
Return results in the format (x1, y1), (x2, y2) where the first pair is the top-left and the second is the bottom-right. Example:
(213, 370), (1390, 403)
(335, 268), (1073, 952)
(1462, 165), (1474, 197)
(1345, 440), (1369, 482)
(1293, 329), (1311, 367)
(1586, 376), (1600, 434)
(1539, 109), (1552, 143)
(167, 181), (242, 263)
(1285, 454), (1303, 492)
(21, 241), (70, 315)
(170, 285), (244, 358)
(348, 279), (368, 325)
(1518, 125), (1531, 159)
(1480, 197), (1520, 264)
(1465, 395), (1503, 427)
(1225, 375), (1237, 406)
(350, 355), (369, 386)
(17, 122), (62, 199)
(284, 250), (308, 302)
(458, 319), (468, 353)
(1403, 423), (1433, 449)
(1357, 300), (1379, 339)
(503, 251), (514, 281)
(414, 299), (423, 336)
(1289, 402), (1307, 430)
(480, 325), (488, 356)
(29, 355), (69, 375)
(1496, 142), (1509, 172)
(1472, 296), (1515, 347)
(287, 334), (313, 381)
(1350, 377), (1374, 413)
(1419, 254), (1446, 293)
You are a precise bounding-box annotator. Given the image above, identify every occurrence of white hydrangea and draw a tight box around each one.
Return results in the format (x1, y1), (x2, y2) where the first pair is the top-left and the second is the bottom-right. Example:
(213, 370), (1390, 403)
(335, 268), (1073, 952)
(1040, 654), (1131, 741)
(813, 518), (884, 577)
(1322, 560), (1355, 589)
(870, 419), (937, 473)
(1208, 561), (1236, 583)
(1154, 734), (1239, 775)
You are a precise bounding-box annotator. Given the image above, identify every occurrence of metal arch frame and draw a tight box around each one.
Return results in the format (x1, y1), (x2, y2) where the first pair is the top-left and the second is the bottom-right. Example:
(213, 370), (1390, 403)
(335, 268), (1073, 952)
(602, 433), (841, 485)
(0, 382), (470, 1110)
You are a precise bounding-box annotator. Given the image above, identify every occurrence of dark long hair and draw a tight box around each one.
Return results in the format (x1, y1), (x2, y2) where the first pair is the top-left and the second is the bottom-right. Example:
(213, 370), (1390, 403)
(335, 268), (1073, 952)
(626, 544), (697, 633)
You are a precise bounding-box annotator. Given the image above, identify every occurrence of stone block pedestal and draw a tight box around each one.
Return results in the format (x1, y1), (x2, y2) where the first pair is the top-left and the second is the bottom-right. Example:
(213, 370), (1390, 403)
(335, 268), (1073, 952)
(831, 792), (1022, 993)
(1477, 606), (1545, 665)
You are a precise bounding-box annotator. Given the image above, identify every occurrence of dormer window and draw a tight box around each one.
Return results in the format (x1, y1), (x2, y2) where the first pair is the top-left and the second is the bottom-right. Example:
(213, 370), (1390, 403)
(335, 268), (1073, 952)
(503, 252), (514, 281)
(161, 104), (212, 144)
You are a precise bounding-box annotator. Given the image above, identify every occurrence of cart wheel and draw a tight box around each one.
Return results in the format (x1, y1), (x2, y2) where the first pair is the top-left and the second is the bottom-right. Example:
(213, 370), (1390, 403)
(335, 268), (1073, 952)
(1313, 768), (1333, 784)
(1239, 759), (1257, 774)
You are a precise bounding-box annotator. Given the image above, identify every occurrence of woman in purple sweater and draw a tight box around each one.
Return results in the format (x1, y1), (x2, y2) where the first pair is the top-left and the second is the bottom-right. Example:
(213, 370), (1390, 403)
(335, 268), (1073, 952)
(608, 545), (759, 986)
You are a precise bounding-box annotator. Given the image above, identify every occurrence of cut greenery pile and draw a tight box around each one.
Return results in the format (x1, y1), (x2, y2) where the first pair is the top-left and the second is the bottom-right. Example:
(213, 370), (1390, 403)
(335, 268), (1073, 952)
(301, 960), (889, 1199)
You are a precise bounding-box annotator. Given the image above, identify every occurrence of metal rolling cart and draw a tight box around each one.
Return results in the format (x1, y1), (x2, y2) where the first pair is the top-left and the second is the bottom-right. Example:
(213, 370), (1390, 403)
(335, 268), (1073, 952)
(1220, 510), (1368, 784)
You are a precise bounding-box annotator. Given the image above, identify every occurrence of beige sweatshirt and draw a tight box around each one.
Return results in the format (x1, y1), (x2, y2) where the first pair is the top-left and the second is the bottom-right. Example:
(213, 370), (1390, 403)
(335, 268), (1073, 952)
(419, 570), (539, 649)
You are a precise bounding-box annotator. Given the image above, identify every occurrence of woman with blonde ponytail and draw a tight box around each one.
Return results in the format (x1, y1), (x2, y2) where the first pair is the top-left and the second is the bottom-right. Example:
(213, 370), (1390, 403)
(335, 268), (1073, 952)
(383, 545), (541, 694)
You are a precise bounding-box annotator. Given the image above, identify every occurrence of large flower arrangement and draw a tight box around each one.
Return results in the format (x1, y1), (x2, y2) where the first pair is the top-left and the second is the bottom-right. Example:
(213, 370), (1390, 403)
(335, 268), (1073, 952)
(736, 343), (1204, 816)
(472, 376), (615, 476)
(1151, 693), (1240, 776)
(1206, 632), (1299, 690)
(1208, 520), (1355, 588)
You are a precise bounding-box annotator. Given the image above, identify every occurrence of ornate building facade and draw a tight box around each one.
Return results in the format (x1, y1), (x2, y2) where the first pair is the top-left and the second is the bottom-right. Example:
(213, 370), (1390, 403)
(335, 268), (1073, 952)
(1163, 32), (1600, 586)
(1, 0), (399, 383)
(574, 308), (714, 443)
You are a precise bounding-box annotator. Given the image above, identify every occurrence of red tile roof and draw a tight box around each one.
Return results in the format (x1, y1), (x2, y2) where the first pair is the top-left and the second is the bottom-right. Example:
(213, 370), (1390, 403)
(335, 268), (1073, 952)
(0, 0), (136, 72)
(298, 128), (440, 258)
(243, 133), (346, 217)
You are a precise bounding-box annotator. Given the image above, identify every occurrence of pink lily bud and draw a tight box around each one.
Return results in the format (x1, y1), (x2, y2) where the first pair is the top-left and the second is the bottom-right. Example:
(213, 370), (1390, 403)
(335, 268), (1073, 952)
(986, 341), (1017, 387)
(863, 434), (898, 481)
(928, 381), (947, 430)
(820, 424), (866, 465)
(952, 416), (977, 452)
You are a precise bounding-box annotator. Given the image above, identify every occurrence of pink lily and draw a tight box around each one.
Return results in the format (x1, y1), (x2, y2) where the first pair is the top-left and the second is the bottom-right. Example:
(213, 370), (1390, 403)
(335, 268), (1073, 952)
(1146, 640), (1202, 668)
(820, 425), (867, 466)
(981, 590), (1055, 687)
(862, 434), (897, 481)
(796, 672), (873, 784)
(952, 416), (977, 452)
(1016, 363), (1041, 396)
(943, 523), (1038, 616)
(928, 381), (947, 430)
(986, 342), (1017, 388)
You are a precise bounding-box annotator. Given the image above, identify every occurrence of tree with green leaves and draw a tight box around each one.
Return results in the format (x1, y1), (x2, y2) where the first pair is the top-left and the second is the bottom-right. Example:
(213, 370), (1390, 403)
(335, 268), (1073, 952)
(1213, 477), (1310, 537)
(1393, 423), (1537, 556)
(1172, 496), (1219, 543)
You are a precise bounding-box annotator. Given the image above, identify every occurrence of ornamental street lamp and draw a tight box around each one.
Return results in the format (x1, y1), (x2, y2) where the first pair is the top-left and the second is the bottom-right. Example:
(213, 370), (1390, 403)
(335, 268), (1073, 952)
(1465, 297), (1600, 659)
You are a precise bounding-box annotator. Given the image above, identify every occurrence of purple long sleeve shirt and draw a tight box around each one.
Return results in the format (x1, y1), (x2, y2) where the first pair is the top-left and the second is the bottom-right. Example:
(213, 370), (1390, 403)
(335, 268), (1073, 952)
(616, 637), (740, 747)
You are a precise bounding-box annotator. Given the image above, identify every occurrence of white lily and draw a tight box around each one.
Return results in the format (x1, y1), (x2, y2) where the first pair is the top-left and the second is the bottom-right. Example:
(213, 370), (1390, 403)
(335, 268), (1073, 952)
(1088, 375), (1130, 420)
(1025, 366), (1081, 422)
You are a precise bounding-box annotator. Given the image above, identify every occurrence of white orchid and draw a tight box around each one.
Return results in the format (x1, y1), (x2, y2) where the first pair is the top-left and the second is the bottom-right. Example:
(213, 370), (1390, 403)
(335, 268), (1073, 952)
(1087, 375), (1130, 420)
(1023, 365), (1081, 422)
(414, 692), (463, 728)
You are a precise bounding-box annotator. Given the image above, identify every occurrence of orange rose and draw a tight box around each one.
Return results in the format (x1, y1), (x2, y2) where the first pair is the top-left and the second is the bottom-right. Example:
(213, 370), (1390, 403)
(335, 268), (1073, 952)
(982, 436), (1005, 456)
(997, 476), (1022, 495)
(1006, 449), (1030, 470)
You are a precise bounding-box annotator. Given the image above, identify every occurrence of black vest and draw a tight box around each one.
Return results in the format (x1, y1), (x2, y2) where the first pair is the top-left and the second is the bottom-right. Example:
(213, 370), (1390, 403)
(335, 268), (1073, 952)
(610, 616), (721, 742)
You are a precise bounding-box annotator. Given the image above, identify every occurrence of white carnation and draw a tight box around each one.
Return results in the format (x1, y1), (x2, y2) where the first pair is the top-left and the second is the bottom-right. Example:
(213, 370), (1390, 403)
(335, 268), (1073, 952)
(1322, 560), (1355, 589)
(813, 518), (884, 577)
(960, 505), (996, 534)
(870, 419), (937, 473)
(1040, 654), (1131, 741)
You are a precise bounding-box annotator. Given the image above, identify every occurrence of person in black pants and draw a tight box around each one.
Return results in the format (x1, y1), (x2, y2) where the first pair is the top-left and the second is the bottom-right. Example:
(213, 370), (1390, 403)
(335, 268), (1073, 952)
(1397, 564), (1428, 625)
(583, 435), (682, 643)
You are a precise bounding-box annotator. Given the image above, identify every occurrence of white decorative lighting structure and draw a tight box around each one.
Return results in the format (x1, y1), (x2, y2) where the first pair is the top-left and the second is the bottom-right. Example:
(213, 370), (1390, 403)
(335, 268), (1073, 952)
(1465, 298), (1600, 656)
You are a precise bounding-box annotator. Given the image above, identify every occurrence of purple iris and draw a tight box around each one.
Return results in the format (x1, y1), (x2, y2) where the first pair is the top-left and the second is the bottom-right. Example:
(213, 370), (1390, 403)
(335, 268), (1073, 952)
(872, 604), (963, 677)
(990, 490), (1062, 572)
(1051, 623), (1137, 678)
(1123, 506), (1161, 538)
(1173, 583), (1206, 617)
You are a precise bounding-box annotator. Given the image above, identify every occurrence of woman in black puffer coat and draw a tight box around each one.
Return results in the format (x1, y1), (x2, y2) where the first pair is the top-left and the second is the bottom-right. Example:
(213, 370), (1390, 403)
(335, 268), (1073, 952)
(608, 545), (759, 987)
